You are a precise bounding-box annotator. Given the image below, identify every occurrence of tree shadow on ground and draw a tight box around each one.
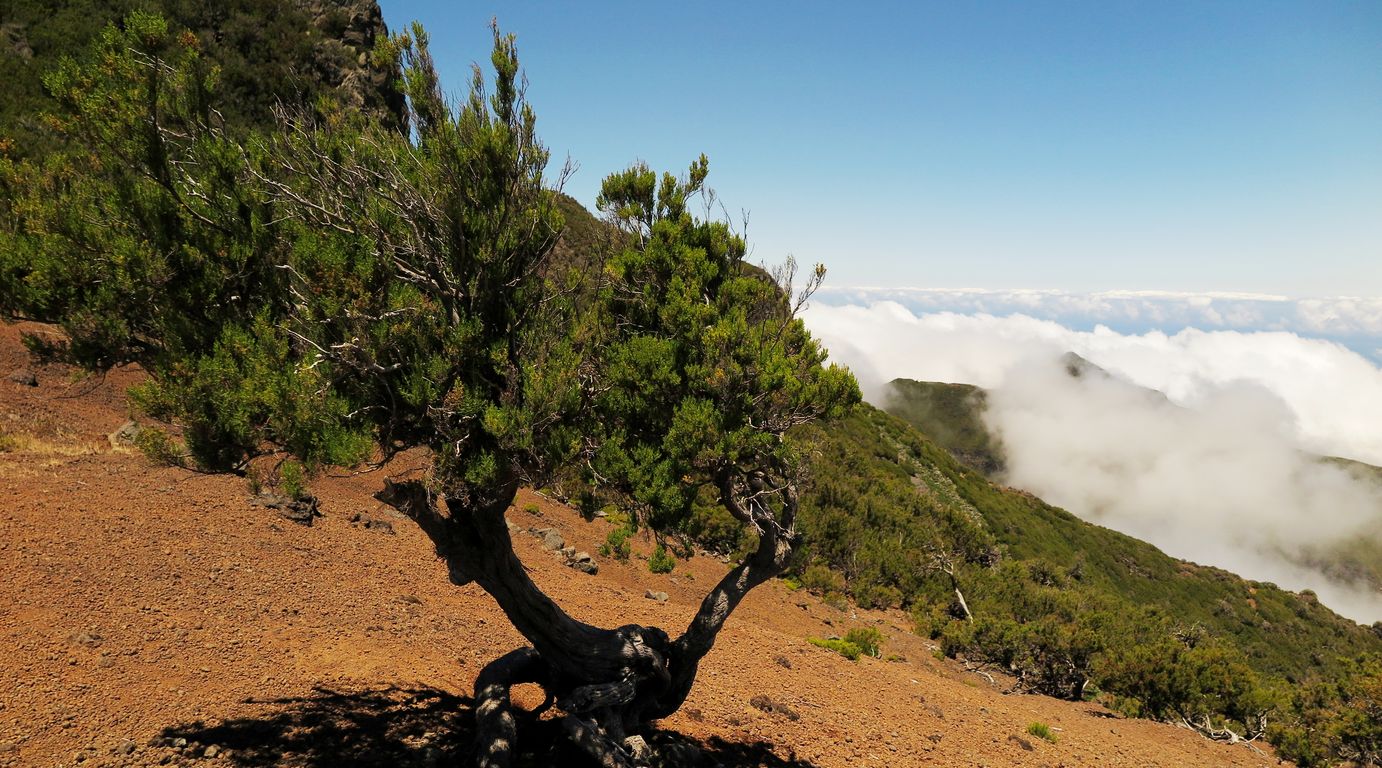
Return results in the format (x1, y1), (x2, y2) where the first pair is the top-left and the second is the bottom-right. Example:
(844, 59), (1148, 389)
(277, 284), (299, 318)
(160, 686), (818, 767)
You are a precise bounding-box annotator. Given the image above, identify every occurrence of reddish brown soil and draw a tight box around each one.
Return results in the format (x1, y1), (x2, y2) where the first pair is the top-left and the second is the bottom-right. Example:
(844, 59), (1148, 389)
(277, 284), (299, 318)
(0, 322), (1282, 767)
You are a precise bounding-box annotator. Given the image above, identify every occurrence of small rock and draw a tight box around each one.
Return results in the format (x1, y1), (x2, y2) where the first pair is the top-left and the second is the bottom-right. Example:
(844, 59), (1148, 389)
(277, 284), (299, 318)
(68, 631), (103, 648)
(538, 528), (565, 551)
(172, 738), (187, 749)
(108, 421), (140, 447)
(113, 740), (136, 756)
(560, 546), (576, 559)
(251, 491), (320, 526)
(774, 655), (792, 669)
(350, 512), (395, 534)
(749, 695), (800, 721)
(7, 369), (37, 387)
(568, 555), (598, 575)
(204, 745), (220, 758)
(644, 590), (668, 603)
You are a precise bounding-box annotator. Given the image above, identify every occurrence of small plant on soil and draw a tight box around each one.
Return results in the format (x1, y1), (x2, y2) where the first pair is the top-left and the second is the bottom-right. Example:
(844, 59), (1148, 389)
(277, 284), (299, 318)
(648, 545), (675, 574)
(1027, 721), (1057, 743)
(809, 636), (863, 661)
(599, 525), (633, 560)
(278, 459), (308, 501)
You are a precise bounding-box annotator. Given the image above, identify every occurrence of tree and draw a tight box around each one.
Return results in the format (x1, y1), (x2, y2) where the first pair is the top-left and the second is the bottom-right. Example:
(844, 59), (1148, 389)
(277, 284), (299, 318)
(1, 16), (859, 766)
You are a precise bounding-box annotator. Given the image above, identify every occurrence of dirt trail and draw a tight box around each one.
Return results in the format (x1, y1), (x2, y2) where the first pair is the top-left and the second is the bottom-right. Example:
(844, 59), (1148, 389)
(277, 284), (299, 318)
(0, 322), (1280, 767)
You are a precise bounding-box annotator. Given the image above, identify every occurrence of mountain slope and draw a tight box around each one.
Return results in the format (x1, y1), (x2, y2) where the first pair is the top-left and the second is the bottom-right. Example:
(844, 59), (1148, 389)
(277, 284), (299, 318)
(0, 319), (1280, 767)
(0, 0), (404, 157)
(794, 404), (1382, 683)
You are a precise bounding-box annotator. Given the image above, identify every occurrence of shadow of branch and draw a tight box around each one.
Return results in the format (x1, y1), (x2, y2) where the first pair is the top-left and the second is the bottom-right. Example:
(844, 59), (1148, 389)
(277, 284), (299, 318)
(159, 686), (819, 767)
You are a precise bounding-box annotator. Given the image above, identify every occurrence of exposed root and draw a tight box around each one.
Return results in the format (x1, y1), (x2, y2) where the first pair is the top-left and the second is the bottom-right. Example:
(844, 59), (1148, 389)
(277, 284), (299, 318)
(559, 714), (646, 768)
(474, 647), (545, 768)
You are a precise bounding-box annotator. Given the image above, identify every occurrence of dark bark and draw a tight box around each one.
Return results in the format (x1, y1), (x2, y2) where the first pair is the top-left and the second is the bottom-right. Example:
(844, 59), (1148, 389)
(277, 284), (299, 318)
(387, 473), (795, 767)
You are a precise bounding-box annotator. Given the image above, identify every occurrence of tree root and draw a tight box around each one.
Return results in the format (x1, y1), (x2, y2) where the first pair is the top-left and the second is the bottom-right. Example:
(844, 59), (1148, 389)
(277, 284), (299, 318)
(559, 714), (648, 768)
(474, 647), (545, 768)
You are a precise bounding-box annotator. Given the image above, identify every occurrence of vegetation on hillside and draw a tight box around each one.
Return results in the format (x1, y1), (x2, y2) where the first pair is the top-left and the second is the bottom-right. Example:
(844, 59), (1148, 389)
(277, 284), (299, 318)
(883, 378), (1003, 474)
(787, 403), (1382, 761)
(2, 7), (1379, 766)
(0, 0), (402, 157)
(0, 13), (857, 766)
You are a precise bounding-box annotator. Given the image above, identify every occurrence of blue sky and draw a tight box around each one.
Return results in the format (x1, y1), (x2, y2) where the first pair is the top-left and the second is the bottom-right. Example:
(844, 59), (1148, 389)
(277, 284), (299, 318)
(380, 1), (1382, 296)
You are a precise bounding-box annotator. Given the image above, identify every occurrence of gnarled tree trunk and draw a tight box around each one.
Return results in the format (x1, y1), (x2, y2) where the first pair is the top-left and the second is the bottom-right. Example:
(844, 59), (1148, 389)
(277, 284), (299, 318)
(385, 474), (795, 767)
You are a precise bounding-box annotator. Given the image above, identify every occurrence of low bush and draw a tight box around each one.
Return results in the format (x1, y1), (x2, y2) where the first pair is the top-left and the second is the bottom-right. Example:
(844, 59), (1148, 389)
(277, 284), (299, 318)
(844, 627), (884, 658)
(809, 636), (862, 661)
(1026, 721), (1057, 743)
(599, 526), (632, 560)
(648, 545), (675, 574)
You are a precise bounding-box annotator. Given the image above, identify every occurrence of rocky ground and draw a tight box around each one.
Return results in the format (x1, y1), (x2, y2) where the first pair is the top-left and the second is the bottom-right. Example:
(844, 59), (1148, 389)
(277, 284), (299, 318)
(0, 321), (1283, 767)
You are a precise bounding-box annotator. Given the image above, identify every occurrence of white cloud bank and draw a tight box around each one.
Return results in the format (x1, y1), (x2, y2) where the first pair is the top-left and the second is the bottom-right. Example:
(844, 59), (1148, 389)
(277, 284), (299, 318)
(817, 287), (1382, 365)
(802, 300), (1382, 622)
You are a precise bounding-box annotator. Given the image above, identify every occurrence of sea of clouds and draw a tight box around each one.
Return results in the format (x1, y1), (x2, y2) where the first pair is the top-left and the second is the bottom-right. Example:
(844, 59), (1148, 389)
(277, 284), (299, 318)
(803, 289), (1382, 623)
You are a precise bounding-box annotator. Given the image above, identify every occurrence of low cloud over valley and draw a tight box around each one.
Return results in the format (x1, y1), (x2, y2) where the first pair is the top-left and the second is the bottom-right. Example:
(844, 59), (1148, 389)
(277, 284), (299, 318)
(804, 294), (1382, 622)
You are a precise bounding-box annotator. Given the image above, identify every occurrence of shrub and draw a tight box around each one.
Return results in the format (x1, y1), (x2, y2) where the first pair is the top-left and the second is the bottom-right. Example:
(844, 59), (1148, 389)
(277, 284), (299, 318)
(648, 545), (675, 574)
(844, 627), (884, 658)
(800, 564), (844, 595)
(599, 526), (632, 560)
(522, 503), (540, 515)
(809, 637), (862, 661)
(854, 583), (903, 610)
(0, 427), (16, 453)
(822, 590), (849, 611)
(1026, 721), (1057, 743)
(133, 427), (184, 467)
(278, 459), (308, 501)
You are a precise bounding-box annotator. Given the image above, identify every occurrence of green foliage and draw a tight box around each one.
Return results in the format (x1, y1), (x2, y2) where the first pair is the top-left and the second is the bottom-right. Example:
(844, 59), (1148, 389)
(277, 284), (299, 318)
(522, 503), (540, 515)
(1271, 656), (1382, 767)
(1026, 722), (1057, 744)
(809, 636), (862, 662)
(599, 526), (632, 560)
(799, 564), (844, 595)
(589, 158), (858, 531)
(785, 402), (1381, 761)
(132, 426), (183, 467)
(843, 627), (883, 658)
(0, 0), (402, 158)
(278, 459), (307, 501)
(648, 544), (675, 574)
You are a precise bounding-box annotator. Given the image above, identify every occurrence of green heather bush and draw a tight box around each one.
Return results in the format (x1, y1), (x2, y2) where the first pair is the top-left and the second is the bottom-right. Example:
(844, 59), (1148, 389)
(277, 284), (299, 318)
(278, 460), (308, 501)
(809, 636), (862, 661)
(648, 545), (675, 574)
(133, 427), (184, 468)
(599, 526), (633, 560)
(799, 564), (844, 595)
(844, 627), (884, 658)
